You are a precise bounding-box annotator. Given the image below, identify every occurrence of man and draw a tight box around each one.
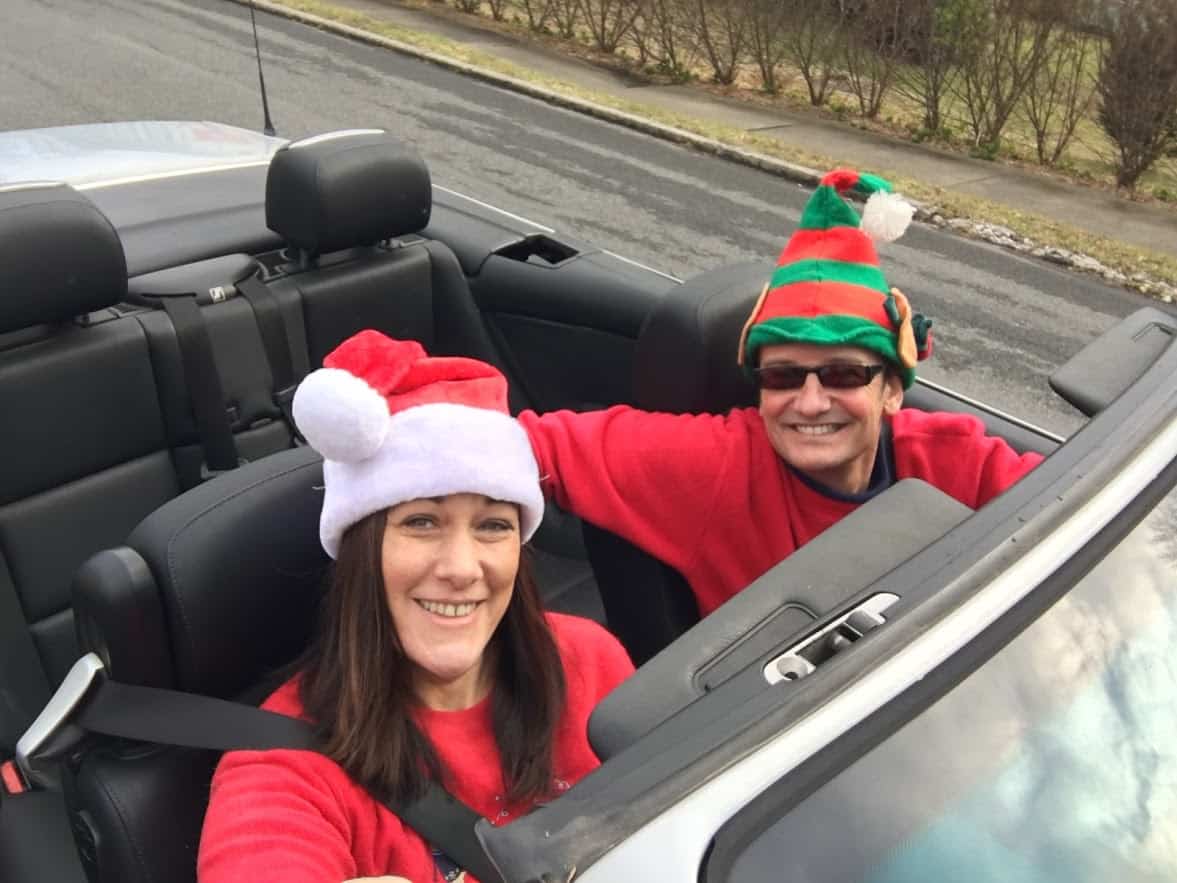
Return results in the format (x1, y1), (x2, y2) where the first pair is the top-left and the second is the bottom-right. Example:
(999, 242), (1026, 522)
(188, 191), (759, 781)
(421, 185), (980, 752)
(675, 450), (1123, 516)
(519, 169), (1042, 617)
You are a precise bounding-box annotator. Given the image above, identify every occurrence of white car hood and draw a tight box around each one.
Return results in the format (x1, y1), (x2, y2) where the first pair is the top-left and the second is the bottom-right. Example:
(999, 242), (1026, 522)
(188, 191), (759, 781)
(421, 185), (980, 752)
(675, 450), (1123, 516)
(0, 121), (286, 188)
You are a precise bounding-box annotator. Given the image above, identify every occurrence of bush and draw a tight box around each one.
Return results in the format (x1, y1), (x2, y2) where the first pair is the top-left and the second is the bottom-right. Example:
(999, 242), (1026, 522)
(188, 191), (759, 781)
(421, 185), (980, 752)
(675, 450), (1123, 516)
(1096, 0), (1177, 190)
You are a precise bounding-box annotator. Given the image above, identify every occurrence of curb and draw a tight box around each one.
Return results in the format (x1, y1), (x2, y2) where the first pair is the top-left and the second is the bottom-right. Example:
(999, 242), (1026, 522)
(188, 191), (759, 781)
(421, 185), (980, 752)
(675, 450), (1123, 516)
(236, 0), (1176, 302)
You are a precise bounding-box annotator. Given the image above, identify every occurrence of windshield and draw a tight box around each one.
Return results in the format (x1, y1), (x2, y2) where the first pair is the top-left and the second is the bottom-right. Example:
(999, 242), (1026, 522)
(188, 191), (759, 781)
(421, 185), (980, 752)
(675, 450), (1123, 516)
(719, 486), (1177, 883)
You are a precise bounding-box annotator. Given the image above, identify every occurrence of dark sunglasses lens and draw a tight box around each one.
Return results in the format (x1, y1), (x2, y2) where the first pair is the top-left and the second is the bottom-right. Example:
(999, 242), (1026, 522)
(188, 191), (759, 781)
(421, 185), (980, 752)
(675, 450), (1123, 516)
(757, 366), (806, 390)
(818, 365), (874, 388)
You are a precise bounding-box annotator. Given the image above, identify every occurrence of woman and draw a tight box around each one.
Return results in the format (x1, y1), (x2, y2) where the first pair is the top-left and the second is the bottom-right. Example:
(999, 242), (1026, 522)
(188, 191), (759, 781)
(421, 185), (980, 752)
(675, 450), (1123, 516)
(198, 331), (633, 883)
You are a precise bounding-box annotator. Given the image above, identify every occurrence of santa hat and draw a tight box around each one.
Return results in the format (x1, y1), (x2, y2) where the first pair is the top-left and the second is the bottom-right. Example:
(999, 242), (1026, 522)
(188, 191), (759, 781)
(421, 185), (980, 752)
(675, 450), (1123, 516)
(291, 331), (544, 558)
(738, 169), (933, 388)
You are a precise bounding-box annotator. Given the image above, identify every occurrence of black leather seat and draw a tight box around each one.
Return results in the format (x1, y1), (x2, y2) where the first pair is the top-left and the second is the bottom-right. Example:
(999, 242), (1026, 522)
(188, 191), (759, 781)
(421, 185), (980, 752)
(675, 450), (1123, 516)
(582, 261), (766, 665)
(260, 129), (504, 375)
(0, 182), (180, 883)
(65, 446), (328, 883)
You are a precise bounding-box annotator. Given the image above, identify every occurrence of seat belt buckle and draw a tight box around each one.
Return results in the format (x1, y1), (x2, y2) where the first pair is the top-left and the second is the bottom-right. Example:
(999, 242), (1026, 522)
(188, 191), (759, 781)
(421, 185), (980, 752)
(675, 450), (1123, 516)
(2, 758), (29, 795)
(15, 653), (106, 789)
(200, 457), (249, 481)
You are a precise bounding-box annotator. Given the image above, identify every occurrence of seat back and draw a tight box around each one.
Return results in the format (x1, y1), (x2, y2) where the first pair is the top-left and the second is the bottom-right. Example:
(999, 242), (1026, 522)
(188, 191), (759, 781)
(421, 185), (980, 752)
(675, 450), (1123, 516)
(125, 253), (298, 488)
(0, 183), (181, 751)
(261, 130), (503, 372)
(67, 446), (328, 883)
(582, 262), (765, 664)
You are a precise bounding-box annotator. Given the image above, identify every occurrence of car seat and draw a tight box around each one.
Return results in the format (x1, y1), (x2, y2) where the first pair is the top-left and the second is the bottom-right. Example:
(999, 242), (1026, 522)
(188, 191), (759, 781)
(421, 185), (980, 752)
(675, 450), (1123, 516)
(581, 261), (766, 665)
(61, 446), (328, 883)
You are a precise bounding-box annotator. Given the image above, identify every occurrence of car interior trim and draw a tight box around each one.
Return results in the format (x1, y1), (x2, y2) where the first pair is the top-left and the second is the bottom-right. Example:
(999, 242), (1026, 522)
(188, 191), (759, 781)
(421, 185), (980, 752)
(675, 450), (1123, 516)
(571, 358), (1177, 883)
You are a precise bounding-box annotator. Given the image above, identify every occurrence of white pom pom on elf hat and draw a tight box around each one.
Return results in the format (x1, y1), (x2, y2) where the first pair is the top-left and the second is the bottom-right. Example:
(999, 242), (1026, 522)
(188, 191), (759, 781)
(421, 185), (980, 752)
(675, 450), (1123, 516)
(291, 330), (544, 558)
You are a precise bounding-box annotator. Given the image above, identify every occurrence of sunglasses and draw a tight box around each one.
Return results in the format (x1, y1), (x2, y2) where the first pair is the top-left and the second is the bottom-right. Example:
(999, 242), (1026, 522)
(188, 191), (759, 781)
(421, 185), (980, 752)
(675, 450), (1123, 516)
(752, 363), (885, 391)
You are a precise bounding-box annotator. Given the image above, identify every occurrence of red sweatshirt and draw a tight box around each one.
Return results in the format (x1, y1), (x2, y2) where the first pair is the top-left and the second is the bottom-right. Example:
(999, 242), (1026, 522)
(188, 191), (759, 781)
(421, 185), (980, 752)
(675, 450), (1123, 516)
(520, 406), (1043, 616)
(198, 613), (633, 883)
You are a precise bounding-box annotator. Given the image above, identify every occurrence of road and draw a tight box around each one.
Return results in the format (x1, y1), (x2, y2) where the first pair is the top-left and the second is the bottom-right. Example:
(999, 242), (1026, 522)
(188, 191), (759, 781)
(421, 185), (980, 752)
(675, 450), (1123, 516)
(1, 0), (1161, 435)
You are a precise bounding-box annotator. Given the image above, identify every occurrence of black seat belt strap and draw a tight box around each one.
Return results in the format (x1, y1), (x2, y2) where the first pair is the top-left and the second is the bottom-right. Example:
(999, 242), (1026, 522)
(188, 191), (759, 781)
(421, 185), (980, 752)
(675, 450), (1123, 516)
(161, 296), (240, 475)
(235, 274), (302, 440)
(0, 588), (53, 754)
(70, 678), (505, 883)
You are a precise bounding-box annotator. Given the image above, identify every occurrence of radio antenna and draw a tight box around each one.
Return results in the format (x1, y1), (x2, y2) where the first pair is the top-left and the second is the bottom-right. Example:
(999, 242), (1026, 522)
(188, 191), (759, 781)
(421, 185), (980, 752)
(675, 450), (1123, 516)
(249, 1), (277, 136)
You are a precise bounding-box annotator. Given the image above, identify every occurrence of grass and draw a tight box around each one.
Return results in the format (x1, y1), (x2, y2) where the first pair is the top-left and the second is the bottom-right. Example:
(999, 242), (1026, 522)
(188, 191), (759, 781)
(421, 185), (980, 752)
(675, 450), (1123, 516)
(257, 0), (1177, 292)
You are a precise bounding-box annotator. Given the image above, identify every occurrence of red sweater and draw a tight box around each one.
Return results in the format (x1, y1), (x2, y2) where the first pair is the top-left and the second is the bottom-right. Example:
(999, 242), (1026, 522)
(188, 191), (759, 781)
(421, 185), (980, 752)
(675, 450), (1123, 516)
(198, 613), (633, 883)
(520, 407), (1043, 616)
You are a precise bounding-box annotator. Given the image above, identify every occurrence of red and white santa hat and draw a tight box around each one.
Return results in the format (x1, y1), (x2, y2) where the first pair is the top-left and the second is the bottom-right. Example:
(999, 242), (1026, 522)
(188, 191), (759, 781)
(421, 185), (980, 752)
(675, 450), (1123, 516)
(291, 330), (544, 558)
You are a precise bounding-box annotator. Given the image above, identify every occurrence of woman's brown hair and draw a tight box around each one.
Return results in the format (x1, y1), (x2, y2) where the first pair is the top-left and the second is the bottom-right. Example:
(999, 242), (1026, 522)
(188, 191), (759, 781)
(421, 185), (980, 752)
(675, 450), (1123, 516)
(298, 508), (566, 806)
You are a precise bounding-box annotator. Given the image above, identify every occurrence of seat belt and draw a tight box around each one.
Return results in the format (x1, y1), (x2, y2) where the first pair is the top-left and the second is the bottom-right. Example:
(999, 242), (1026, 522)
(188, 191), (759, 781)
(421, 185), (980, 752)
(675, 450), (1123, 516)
(234, 274), (303, 442)
(59, 676), (506, 883)
(0, 585), (52, 758)
(159, 296), (241, 476)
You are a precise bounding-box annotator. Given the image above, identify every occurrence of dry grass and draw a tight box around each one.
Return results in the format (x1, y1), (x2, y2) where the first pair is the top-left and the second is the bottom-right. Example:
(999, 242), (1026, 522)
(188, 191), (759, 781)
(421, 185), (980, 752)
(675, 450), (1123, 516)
(260, 0), (1177, 290)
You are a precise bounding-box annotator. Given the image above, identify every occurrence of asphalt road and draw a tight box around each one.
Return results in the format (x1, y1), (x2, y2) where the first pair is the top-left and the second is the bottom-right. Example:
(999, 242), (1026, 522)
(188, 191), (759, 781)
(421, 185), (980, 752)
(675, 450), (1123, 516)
(2, 0), (1164, 435)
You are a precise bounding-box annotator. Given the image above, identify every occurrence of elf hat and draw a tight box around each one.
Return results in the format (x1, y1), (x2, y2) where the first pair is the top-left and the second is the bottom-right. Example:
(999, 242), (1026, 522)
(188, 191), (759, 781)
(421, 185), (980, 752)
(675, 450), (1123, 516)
(738, 168), (933, 388)
(291, 330), (544, 558)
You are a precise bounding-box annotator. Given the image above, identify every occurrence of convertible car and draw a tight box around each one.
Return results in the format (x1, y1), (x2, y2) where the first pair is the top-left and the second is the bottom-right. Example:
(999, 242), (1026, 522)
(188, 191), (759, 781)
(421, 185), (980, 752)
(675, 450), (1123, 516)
(2, 123), (1175, 883)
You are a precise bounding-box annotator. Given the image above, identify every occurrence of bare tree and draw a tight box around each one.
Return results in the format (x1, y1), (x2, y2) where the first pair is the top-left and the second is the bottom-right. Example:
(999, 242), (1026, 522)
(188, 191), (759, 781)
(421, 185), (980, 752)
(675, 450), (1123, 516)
(580, 0), (645, 52)
(892, 0), (970, 135)
(519, 0), (557, 31)
(684, 0), (751, 85)
(486, 0), (511, 20)
(550, 0), (582, 38)
(629, 0), (697, 76)
(747, 0), (791, 93)
(842, 0), (906, 118)
(954, 0), (1058, 151)
(783, 0), (845, 105)
(1022, 6), (1098, 166)
(1097, 0), (1177, 189)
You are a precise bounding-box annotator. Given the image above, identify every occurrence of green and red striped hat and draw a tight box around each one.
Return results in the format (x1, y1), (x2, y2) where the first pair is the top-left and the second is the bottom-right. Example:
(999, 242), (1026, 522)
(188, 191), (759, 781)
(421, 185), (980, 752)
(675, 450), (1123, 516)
(738, 169), (932, 388)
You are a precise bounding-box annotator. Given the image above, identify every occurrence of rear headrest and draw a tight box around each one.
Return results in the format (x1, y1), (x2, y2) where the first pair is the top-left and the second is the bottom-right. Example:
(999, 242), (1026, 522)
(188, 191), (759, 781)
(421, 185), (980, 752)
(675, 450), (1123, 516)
(0, 181), (127, 333)
(74, 447), (328, 697)
(265, 129), (432, 256)
(633, 261), (768, 414)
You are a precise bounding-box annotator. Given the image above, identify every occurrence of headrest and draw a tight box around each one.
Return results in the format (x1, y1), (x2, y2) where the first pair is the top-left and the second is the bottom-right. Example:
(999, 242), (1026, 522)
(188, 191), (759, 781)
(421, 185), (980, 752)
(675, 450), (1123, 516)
(0, 182), (127, 333)
(265, 129), (432, 256)
(74, 447), (328, 697)
(633, 261), (768, 414)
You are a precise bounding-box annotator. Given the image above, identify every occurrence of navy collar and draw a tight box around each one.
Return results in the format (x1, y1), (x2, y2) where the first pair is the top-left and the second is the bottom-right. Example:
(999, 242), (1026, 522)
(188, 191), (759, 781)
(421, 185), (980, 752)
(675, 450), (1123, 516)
(788, 422), (895, 504)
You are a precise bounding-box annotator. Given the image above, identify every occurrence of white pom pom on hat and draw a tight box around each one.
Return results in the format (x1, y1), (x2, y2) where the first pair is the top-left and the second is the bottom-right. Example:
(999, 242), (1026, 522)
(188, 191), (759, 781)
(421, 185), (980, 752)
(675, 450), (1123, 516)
(292, 368), (390, 463)
(861, 190), (915, 244)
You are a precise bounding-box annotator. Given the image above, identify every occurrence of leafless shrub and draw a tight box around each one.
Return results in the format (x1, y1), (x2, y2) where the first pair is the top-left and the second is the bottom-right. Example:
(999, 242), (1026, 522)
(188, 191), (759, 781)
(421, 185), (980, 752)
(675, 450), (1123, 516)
(1096, 0), (1177, 189)
(486, 0), (511, 20)
(518, 0), (557, 31)
(628, 0), (698, 75)
(1021, 6), (1098, 166)
(453, 0), (481, 12)
(954, 0), (1058, 151)
(783, 0), (845, 105)
(579, 0), (645, 52)
(549, 0), (583, 38)
(747, 0), (791, 93)
(892, 0), (969, 135)
(684, 0), (751, 85)
(841, 0), (906, 118)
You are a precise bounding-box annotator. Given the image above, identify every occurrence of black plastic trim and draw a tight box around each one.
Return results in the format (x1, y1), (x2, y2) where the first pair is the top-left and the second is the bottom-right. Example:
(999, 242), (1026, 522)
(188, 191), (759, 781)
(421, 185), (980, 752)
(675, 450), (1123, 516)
(702, 454), (1177, 883)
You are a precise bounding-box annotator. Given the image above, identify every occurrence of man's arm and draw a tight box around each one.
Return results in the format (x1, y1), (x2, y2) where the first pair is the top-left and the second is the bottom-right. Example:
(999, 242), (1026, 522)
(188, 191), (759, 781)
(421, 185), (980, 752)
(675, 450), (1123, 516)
(518, 405), (736, 575)
(892, 410), (1045, 509)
